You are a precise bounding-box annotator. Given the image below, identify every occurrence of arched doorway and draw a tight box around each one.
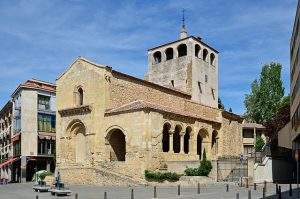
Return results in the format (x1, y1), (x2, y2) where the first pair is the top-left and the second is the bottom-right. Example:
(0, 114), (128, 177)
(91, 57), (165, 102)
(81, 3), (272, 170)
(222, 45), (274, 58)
(184, 126), (192, 154)
(197, 129), (209, 159)
(67, 120), (87, 164)
(162, 123), (171, 152)
(173, 125), (182, 153)
(107, 129), (126, 161)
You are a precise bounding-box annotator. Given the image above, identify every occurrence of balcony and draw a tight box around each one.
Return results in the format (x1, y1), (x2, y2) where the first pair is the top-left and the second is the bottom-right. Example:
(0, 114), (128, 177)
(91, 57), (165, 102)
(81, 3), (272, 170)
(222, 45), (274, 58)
(243, 137), (255, 145)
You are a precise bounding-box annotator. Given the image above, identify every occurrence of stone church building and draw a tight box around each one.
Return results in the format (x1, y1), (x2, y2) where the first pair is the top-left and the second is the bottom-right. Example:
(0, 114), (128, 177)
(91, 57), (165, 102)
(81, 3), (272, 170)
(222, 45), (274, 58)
(56, 25), (244, 185)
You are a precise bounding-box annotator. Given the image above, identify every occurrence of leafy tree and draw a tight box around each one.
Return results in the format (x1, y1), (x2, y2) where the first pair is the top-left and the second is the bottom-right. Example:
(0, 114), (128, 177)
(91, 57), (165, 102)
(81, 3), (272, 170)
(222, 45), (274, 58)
(218, 97), (225, 110)
(244, 62), (284, 123)
(255, 136), (265, 151)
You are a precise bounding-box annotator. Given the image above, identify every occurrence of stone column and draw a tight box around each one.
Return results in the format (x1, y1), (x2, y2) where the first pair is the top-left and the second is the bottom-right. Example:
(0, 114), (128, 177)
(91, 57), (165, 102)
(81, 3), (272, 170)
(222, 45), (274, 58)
(169, 132), (174, 153)
(180, 133), (185, 154)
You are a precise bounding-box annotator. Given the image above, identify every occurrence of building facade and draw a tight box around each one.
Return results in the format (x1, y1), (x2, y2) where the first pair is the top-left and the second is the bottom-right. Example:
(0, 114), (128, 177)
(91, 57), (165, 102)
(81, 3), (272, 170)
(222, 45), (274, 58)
(242, 123), (266, 156)
(0, 101), (13, 183)
(291, 1), (300, 149)
(56, 27), (244, 185)
(1, 79), (57, 182)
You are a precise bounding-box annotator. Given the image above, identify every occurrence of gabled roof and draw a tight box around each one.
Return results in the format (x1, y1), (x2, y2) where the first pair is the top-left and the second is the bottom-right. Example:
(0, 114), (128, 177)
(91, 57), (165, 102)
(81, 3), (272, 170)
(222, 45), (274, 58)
(105, 100), (220, 124)
(11, 79), (56, 97)
(56, 56), (107, 81)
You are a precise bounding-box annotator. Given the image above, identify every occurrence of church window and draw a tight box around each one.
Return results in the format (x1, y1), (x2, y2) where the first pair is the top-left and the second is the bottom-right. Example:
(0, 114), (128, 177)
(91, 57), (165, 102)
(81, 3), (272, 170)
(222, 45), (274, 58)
(78, 87), (83, 106)
(210, 53), (215, 65)
(203, 49), (208, 61)
(177, 44), (187, 57)
(198, 82), (202, 94)
(211, 88), (215, 100)
(165, 48), (174, 60)
(153, 51), (162, 64)
(195, 44), (201, 58)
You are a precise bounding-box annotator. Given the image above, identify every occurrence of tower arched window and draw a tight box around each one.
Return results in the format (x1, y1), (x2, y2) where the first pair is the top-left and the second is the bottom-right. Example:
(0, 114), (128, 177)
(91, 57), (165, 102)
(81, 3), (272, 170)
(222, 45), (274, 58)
(177, 44), (187, 57)
(153, 51), (162, 64)
(210, 53), (215, 65)
(165, 48), (174, 60)
(77, 87), (83, 106)
(195, 44), (201, 58)
(203, 49), (208, 61)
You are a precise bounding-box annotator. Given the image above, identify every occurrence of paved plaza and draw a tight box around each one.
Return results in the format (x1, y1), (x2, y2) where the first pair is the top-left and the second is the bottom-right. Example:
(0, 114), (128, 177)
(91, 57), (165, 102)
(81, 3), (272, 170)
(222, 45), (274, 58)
(1, 182), (300, 199)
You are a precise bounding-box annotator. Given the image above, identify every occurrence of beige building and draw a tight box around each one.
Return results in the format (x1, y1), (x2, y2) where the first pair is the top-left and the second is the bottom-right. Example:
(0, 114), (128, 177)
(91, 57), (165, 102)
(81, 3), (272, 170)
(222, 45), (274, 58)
(56, 26), (244, 185)
(291, 0), (300, 149)
(242, 123), (266, 156)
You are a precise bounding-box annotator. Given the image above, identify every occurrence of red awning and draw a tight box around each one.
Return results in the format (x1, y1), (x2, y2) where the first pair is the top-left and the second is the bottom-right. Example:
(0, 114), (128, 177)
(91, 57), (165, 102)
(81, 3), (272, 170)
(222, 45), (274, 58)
(0, 157), (19, 169)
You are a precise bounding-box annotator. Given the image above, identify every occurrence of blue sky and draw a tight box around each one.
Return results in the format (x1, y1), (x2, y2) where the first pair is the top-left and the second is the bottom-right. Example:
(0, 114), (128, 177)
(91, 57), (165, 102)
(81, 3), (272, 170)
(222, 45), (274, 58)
(0, 0), (297, 114)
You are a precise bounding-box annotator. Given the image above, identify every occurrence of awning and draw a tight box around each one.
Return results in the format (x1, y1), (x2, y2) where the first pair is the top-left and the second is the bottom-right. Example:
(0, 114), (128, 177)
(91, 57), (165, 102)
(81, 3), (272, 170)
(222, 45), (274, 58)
(0, 157), (19, 169)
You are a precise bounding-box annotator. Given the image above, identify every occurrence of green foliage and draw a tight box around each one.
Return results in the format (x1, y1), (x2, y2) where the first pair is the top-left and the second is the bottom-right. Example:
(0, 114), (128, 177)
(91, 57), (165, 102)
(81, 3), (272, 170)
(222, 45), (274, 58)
(255, 136), (265, 151)
(184, 149), (212, 176)
(32, 170), (53, 182)
(144, 170), (181, 182)
(218, 97), (225, 110)
(244, 62), (285, 123)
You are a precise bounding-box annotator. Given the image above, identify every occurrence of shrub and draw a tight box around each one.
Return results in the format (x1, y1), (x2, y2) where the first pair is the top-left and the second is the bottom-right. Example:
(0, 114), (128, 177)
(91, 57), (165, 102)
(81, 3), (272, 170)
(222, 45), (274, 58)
(144, 170), (181, 182)
(255, 136), (265, 151)
(184, 149), (212, 176)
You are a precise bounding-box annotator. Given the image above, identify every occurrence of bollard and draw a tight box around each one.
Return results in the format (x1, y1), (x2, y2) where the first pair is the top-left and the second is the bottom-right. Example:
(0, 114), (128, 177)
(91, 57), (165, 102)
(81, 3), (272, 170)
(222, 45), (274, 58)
(36, 195), (38, 199)
(262, 187), (266, 199)
(75, 193), (78, 199)
(197, 183), (200, 194)
(104, 191), (107, 199)
(254, 183), (257, 191)
(276, 183), (278, 194)
(246, 178), (249, 188)
(177, 184), (181, 195)
(226, 184), (229, 192)
(264, 181), (267, 193)
(289, 184), (293, 196)
(236, 192), (239, 199)
(248, 189), (251, 199)
(131, 188), (134, 199)
(154, 186), (157, 198)
(278, 186), (281, 199)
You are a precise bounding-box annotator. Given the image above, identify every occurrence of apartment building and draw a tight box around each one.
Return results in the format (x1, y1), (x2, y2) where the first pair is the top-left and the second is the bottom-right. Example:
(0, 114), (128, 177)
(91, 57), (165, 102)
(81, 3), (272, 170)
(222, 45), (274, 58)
(291, 1), (300, 150)
(242, 123), (266, 156)
(0, 79), (56, 182)
(0, 101), (13, 183)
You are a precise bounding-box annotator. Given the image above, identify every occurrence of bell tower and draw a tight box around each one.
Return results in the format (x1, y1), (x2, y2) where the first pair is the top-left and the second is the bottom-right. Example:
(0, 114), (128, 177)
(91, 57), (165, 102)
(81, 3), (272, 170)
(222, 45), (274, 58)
(145, 15), (219, 108)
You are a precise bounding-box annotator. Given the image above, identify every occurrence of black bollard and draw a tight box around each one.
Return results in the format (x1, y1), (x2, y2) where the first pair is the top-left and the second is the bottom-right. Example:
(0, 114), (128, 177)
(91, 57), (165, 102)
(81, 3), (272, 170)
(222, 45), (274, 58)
(264, 181), (267, 193)
(104, 191), (107, 199)
(236, 192), (239, 199)
(263, 187), (266, 199)
(289, 184), (293, 196)
(226, 184), (229, 192)
(154, 186), (157, 198)
(254, 183), (257, 191)
(248, 189), (251, 199)
(246, 178), (249, 188)
(197, 183), (200, 194)
(75, 193), (78, 199)
(276, 183), (278, 194)
(131, 188), (134, 199)
(36, 195), (38, 199)
(177, 184), (181, 195)
(278, 186), (281, 199)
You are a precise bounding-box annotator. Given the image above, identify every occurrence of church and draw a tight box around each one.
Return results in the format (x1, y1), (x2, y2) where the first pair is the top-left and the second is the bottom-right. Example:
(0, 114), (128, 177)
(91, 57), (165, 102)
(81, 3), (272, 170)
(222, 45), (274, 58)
(55, 22), (244, 185)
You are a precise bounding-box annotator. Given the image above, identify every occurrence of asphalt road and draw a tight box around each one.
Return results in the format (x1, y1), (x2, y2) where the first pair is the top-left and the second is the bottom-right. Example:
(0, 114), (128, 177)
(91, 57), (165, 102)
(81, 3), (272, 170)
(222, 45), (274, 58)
(0, 182), (299, 199)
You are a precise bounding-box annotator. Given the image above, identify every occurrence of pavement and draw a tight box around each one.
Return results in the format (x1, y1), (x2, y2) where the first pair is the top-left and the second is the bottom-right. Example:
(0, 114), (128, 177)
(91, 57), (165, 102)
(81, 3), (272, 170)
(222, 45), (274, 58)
(1, 182), (300, 199)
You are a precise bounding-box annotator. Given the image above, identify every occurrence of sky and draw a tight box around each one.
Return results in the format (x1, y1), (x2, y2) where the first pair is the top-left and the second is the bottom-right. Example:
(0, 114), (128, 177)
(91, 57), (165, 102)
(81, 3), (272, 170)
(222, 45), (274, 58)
(0, 0), (297, 114)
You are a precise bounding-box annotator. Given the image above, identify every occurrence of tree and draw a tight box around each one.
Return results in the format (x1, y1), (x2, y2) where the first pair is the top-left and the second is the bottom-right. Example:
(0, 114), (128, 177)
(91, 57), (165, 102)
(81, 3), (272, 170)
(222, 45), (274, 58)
(255, 136), (265, 151)
(218, 97), (225, 110)
(244, 62), (284, 124)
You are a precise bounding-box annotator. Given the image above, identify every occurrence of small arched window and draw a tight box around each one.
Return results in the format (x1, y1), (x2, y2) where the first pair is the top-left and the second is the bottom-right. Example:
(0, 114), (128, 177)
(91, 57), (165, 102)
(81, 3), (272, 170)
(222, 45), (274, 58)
(78, 87), (83, 106)
(177, 44), (187, 57)
(153, 51), (162, 64)
(165, 48), (174, 60)
(195, 44), (201, 58)
(210, 53), (215, 65)
(203, 49), (208, 61)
